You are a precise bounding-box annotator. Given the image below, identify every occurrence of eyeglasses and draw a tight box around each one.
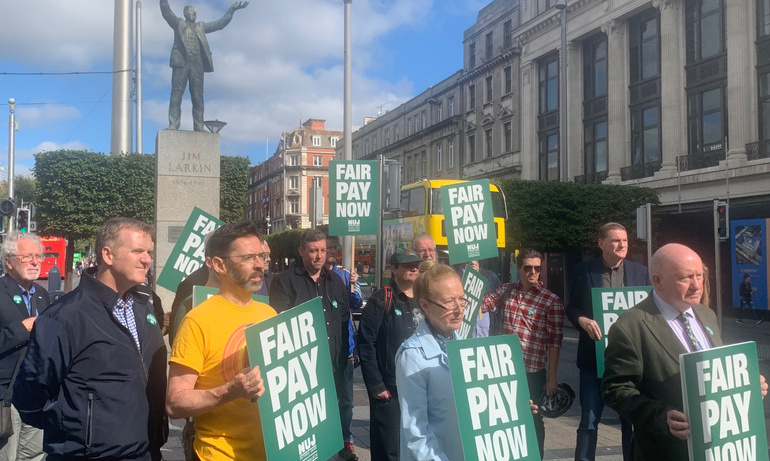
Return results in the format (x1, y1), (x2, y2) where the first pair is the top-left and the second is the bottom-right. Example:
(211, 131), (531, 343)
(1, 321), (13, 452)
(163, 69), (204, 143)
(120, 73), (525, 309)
(425, 297), (468, 312)
(14, 254), (46, 263)
(222, 252), (270, 265)
(522, 265), (542, 273)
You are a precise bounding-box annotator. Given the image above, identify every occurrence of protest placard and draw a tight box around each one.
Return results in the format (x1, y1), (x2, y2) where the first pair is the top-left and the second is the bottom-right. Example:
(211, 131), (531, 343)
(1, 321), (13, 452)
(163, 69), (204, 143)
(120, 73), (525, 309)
(680, 342), (768, 461)
(440, 180), (498, 265)
(156, 207), (223, 291)
(591, 286), (651, 376)
(447, 335), (540, 461)
(458, 266), (488, 339)
(329, 160), (379, 236)
(245, 298), (342, 461)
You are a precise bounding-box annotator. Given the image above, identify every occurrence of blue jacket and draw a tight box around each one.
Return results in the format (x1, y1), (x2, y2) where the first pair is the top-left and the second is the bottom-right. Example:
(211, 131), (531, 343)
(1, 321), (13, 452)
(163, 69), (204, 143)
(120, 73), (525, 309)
(565, 257), (651, 371)
(395, 320), (463, 461)
(13, 274), (168, 461)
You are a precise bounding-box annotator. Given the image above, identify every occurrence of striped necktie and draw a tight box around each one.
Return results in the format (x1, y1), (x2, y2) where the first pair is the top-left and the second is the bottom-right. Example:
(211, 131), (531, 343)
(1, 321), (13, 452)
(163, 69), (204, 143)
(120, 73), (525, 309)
(678, 312), (703, 352)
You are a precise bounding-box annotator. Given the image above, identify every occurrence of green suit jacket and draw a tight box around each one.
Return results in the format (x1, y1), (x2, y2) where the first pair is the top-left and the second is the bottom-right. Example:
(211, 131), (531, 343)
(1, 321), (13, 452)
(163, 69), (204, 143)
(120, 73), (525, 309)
(601, 295), (722, 461)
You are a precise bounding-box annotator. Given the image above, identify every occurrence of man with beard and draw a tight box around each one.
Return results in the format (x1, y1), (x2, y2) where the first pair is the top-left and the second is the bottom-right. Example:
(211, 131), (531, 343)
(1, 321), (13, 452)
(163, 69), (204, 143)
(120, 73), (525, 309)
(166, 221), (276, 460)
(269, 229), (351, 457)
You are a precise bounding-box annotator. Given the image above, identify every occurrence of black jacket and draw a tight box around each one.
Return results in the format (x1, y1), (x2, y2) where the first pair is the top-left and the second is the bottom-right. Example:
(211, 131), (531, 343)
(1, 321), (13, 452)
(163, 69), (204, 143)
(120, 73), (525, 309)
(0, 274), (49, 397)
(357, 280), (416, 396)
(12, 274), (168, 461)
(270, 261), (351, 374)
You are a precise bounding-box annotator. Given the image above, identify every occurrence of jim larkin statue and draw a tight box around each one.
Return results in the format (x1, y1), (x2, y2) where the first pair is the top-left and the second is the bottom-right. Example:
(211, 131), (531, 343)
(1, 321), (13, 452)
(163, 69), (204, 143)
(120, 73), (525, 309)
(160, 0), (248, 132)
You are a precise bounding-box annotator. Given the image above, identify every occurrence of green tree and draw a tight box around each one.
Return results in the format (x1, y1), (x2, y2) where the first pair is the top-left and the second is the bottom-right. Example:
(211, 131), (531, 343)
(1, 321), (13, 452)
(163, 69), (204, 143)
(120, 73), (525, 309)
(220, 155), (249, 223)
(497, 180), (659, 253)
(111, 153), (155, 224)
(264, 228), (305, 270)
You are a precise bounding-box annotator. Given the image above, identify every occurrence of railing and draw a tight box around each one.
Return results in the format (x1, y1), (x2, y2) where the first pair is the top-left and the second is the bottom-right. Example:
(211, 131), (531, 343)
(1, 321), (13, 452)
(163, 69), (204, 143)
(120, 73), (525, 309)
(574, 170), (608, 184)
(676, 150), (722, 172)
(746, 141), (770, 161)
(620, 160), (661, 181)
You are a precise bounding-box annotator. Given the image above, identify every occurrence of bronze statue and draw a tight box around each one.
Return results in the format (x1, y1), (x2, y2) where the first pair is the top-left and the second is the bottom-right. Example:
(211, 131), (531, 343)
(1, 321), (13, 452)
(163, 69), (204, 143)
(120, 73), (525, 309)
(160, 0), (248, 132)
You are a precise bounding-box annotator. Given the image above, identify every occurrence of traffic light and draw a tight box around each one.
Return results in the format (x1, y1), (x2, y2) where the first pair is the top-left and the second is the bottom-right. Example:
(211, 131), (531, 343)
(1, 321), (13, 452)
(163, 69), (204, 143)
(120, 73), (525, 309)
(716, 201), (729, 241)
(17, 209), (28, 233)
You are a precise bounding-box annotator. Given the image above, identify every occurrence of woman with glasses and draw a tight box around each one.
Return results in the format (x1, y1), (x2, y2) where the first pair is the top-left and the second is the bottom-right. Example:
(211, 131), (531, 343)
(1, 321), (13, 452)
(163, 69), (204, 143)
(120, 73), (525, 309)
(395, 260), (465, 461)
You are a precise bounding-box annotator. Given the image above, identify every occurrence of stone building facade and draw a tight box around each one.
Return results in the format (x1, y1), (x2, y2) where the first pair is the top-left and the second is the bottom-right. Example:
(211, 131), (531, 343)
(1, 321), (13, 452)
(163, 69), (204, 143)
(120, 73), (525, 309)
(247, 119), (341, 234)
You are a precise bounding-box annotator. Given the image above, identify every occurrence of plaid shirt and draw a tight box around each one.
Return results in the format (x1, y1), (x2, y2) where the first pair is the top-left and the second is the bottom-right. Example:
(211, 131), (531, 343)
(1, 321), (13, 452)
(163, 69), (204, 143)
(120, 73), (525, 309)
(482, 281), (564, 373)
(113, 294), (141, 352)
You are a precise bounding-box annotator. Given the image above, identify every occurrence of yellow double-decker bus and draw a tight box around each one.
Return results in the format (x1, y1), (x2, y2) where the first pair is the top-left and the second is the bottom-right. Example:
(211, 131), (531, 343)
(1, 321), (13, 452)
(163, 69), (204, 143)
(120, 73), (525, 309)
(377, 180), (507, 278)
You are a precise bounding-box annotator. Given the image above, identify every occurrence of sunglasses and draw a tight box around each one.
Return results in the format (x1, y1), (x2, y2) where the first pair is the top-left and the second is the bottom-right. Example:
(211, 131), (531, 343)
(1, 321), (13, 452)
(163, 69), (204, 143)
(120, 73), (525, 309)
(521, 265), (541, 273)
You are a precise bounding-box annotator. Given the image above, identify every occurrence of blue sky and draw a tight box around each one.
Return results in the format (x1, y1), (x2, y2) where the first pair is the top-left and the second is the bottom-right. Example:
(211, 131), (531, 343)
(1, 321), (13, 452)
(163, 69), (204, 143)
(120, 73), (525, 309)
(0, 0), (488, 176)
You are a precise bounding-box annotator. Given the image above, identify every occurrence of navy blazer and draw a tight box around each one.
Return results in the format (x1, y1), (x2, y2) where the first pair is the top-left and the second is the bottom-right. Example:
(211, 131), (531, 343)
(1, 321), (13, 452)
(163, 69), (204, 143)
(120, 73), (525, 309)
(0, 274), (49, 396)
(566, 257), (651, 372)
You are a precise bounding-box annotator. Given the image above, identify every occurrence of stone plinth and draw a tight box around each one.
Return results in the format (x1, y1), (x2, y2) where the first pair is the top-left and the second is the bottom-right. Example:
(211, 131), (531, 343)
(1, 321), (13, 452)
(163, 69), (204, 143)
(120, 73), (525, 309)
(154, 130), (220, 312)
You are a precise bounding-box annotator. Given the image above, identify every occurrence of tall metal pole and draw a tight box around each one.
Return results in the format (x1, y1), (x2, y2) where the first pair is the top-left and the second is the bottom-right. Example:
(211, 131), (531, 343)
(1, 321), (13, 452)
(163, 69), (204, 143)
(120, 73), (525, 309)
(556, 0), (568, 182)
(713, 199), (723, 331)
(7, 98), (16, 231)
(342, 0), (354, 272)
(135, 0), (143, 154)
(111, 0), (133, 155)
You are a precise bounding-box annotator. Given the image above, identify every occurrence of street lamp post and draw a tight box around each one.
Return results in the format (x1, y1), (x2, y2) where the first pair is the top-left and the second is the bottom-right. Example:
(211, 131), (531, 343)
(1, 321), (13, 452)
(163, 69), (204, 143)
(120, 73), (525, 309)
(342, 0), (354, 272)
(7, 98), (16, 231)
(555, 0), (568, 182)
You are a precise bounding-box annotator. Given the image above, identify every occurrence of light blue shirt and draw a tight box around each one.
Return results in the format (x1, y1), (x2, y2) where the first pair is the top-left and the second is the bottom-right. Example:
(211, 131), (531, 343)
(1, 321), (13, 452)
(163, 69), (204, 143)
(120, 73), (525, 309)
(652, 291), (712, 352)
(395, 320), (463, 461)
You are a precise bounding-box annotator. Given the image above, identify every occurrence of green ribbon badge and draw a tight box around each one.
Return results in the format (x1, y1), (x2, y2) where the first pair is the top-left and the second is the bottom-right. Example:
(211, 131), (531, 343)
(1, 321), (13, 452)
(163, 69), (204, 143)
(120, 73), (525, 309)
(705, 326), (714, 336)
(146, 313), (158, 326)
(395, 308), (402, 316)
(13, 295), (22, 304)
(332, 300), (338, 309)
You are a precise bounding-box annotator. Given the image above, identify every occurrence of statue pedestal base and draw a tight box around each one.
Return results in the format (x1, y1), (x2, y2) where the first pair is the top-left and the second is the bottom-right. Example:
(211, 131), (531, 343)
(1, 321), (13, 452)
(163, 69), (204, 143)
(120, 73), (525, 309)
(154, 129), (221, 311)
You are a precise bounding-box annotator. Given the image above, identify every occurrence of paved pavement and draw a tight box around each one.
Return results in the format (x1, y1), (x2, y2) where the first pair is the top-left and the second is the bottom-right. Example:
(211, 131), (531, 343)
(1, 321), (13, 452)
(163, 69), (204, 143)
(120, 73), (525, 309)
(156, 313), (770, 461)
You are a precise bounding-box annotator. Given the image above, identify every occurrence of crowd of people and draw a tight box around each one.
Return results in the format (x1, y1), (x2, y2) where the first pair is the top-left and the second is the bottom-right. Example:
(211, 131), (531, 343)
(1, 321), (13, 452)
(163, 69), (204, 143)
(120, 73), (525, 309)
(0, 217), (765, 461)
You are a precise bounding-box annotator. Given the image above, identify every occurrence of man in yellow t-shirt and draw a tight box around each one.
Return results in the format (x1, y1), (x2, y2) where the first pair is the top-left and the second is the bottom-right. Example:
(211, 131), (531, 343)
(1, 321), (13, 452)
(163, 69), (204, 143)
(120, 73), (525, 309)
(167, 221), (276, 460)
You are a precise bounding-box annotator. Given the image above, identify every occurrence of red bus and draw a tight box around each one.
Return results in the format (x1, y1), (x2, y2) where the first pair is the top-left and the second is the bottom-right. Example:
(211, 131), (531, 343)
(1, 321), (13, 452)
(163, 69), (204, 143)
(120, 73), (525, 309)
(39, 236), (66, 279)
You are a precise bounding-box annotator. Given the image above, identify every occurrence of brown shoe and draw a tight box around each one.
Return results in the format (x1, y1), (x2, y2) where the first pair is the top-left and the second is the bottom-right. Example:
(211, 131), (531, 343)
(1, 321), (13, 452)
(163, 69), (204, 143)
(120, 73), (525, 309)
(337, 441), (359, 461)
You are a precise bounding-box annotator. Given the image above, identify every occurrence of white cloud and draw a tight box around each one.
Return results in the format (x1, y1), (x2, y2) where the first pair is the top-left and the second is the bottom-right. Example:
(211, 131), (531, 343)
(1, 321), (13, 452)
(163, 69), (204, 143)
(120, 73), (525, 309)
(15, 105), (81, 130)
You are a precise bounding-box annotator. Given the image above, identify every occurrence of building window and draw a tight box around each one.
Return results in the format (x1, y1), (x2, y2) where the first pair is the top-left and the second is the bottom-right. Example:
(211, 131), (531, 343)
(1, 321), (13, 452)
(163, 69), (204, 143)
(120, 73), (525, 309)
(760, 72), (770, 142)
(630, 14), (660, 83)
(385, 129), (390, 146)
(631, 105), (661, 165)
(407, 117), (412, 136)
(686, 0), (725, 62)
(312, 136), (321, 146)
(289, 155), (298, 166)
(485, 32), (493, 60)
(330, 137), (339, 147)
(469, 84), (476, 110)
(504, 66), (512, 94)
(469, 42), (476, 67)
(504, 121), (513, 152)
(584, 121), (608, 174)
(421, 110), (427, 129)
(449, 96), (455, 116)
(395, 124), (400, 141)
(438, 102), (443, 122)
(485, 75), (493, 103)
(687, 86), (725, 154)
(504, 19), (513, 48)
(449, 139), (455, 168)
(422, 151), (427, 176)
(538, 56), (559, 114)
(289, 175), (299, 189)
(289, 197), (299, 214)
(485, 128), (493, 158)
(584, 35), (608, 99)
(436, 144), (443, 171)
(313, 155), (322, 166)
(468, 134), (476, 163)
(539, 133), (559, 181)
(414, 116), (419, 134)
(760, 0), (770, 37)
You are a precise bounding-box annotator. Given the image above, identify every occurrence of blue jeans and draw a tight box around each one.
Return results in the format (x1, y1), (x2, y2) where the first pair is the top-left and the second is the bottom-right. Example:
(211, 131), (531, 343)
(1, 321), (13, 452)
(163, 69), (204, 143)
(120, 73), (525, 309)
(575, 369), (632, 461)
(741, 298), (761, 321)
(336, 357), (355, 442)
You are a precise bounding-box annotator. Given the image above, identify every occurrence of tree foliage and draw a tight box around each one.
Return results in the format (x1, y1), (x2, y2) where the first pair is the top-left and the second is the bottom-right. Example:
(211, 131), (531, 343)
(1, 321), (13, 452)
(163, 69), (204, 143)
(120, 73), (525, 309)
(264, 228), (305, 270)
(220, 155), (249, 223)
(496, 180), (660, 253)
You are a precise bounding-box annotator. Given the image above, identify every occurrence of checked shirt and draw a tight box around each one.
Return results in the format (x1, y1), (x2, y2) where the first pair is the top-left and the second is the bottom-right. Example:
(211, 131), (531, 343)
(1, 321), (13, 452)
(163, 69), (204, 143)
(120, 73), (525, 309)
(481, 281), (564, 373)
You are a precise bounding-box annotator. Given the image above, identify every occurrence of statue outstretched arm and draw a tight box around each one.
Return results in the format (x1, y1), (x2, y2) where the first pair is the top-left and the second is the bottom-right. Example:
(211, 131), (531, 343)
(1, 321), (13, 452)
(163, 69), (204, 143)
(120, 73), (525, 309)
(159, 0), (179, 28)
(203, 1), (249, 33)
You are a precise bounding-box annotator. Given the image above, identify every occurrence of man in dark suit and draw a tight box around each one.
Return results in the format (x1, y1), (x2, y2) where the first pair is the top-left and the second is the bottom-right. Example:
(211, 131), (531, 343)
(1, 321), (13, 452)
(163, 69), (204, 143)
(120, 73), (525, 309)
(0, 233), (49, 461)
(160, 0), (248, 131)
(601, 243), (767, 460)
(566, 222), (651, 461)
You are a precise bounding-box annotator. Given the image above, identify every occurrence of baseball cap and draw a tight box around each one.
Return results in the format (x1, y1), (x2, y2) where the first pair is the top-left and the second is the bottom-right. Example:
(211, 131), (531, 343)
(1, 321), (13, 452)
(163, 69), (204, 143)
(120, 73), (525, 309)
(390, 249), (422, 266)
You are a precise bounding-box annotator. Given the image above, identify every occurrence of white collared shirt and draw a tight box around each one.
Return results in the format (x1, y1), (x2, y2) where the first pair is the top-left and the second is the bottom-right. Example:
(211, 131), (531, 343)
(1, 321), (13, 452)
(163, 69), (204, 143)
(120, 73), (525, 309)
(652, 291), (712, 352)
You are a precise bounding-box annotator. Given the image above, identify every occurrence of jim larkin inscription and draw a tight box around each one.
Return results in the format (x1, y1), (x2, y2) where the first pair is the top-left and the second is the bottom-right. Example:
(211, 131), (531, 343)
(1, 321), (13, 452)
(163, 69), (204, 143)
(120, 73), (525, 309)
(167, 151), (214, 174)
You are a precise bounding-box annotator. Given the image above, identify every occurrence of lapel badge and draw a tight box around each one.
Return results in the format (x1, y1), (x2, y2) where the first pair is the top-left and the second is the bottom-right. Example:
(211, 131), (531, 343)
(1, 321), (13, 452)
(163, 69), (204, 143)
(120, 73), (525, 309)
(146, 313), (158, 326)
(705, 326), (714, 336)
(13, 295), (22, 304)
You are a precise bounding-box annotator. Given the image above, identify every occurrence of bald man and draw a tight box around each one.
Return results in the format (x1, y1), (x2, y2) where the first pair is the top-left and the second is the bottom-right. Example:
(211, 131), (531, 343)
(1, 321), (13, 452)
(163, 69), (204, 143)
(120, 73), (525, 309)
(601, 244), (767, 461)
